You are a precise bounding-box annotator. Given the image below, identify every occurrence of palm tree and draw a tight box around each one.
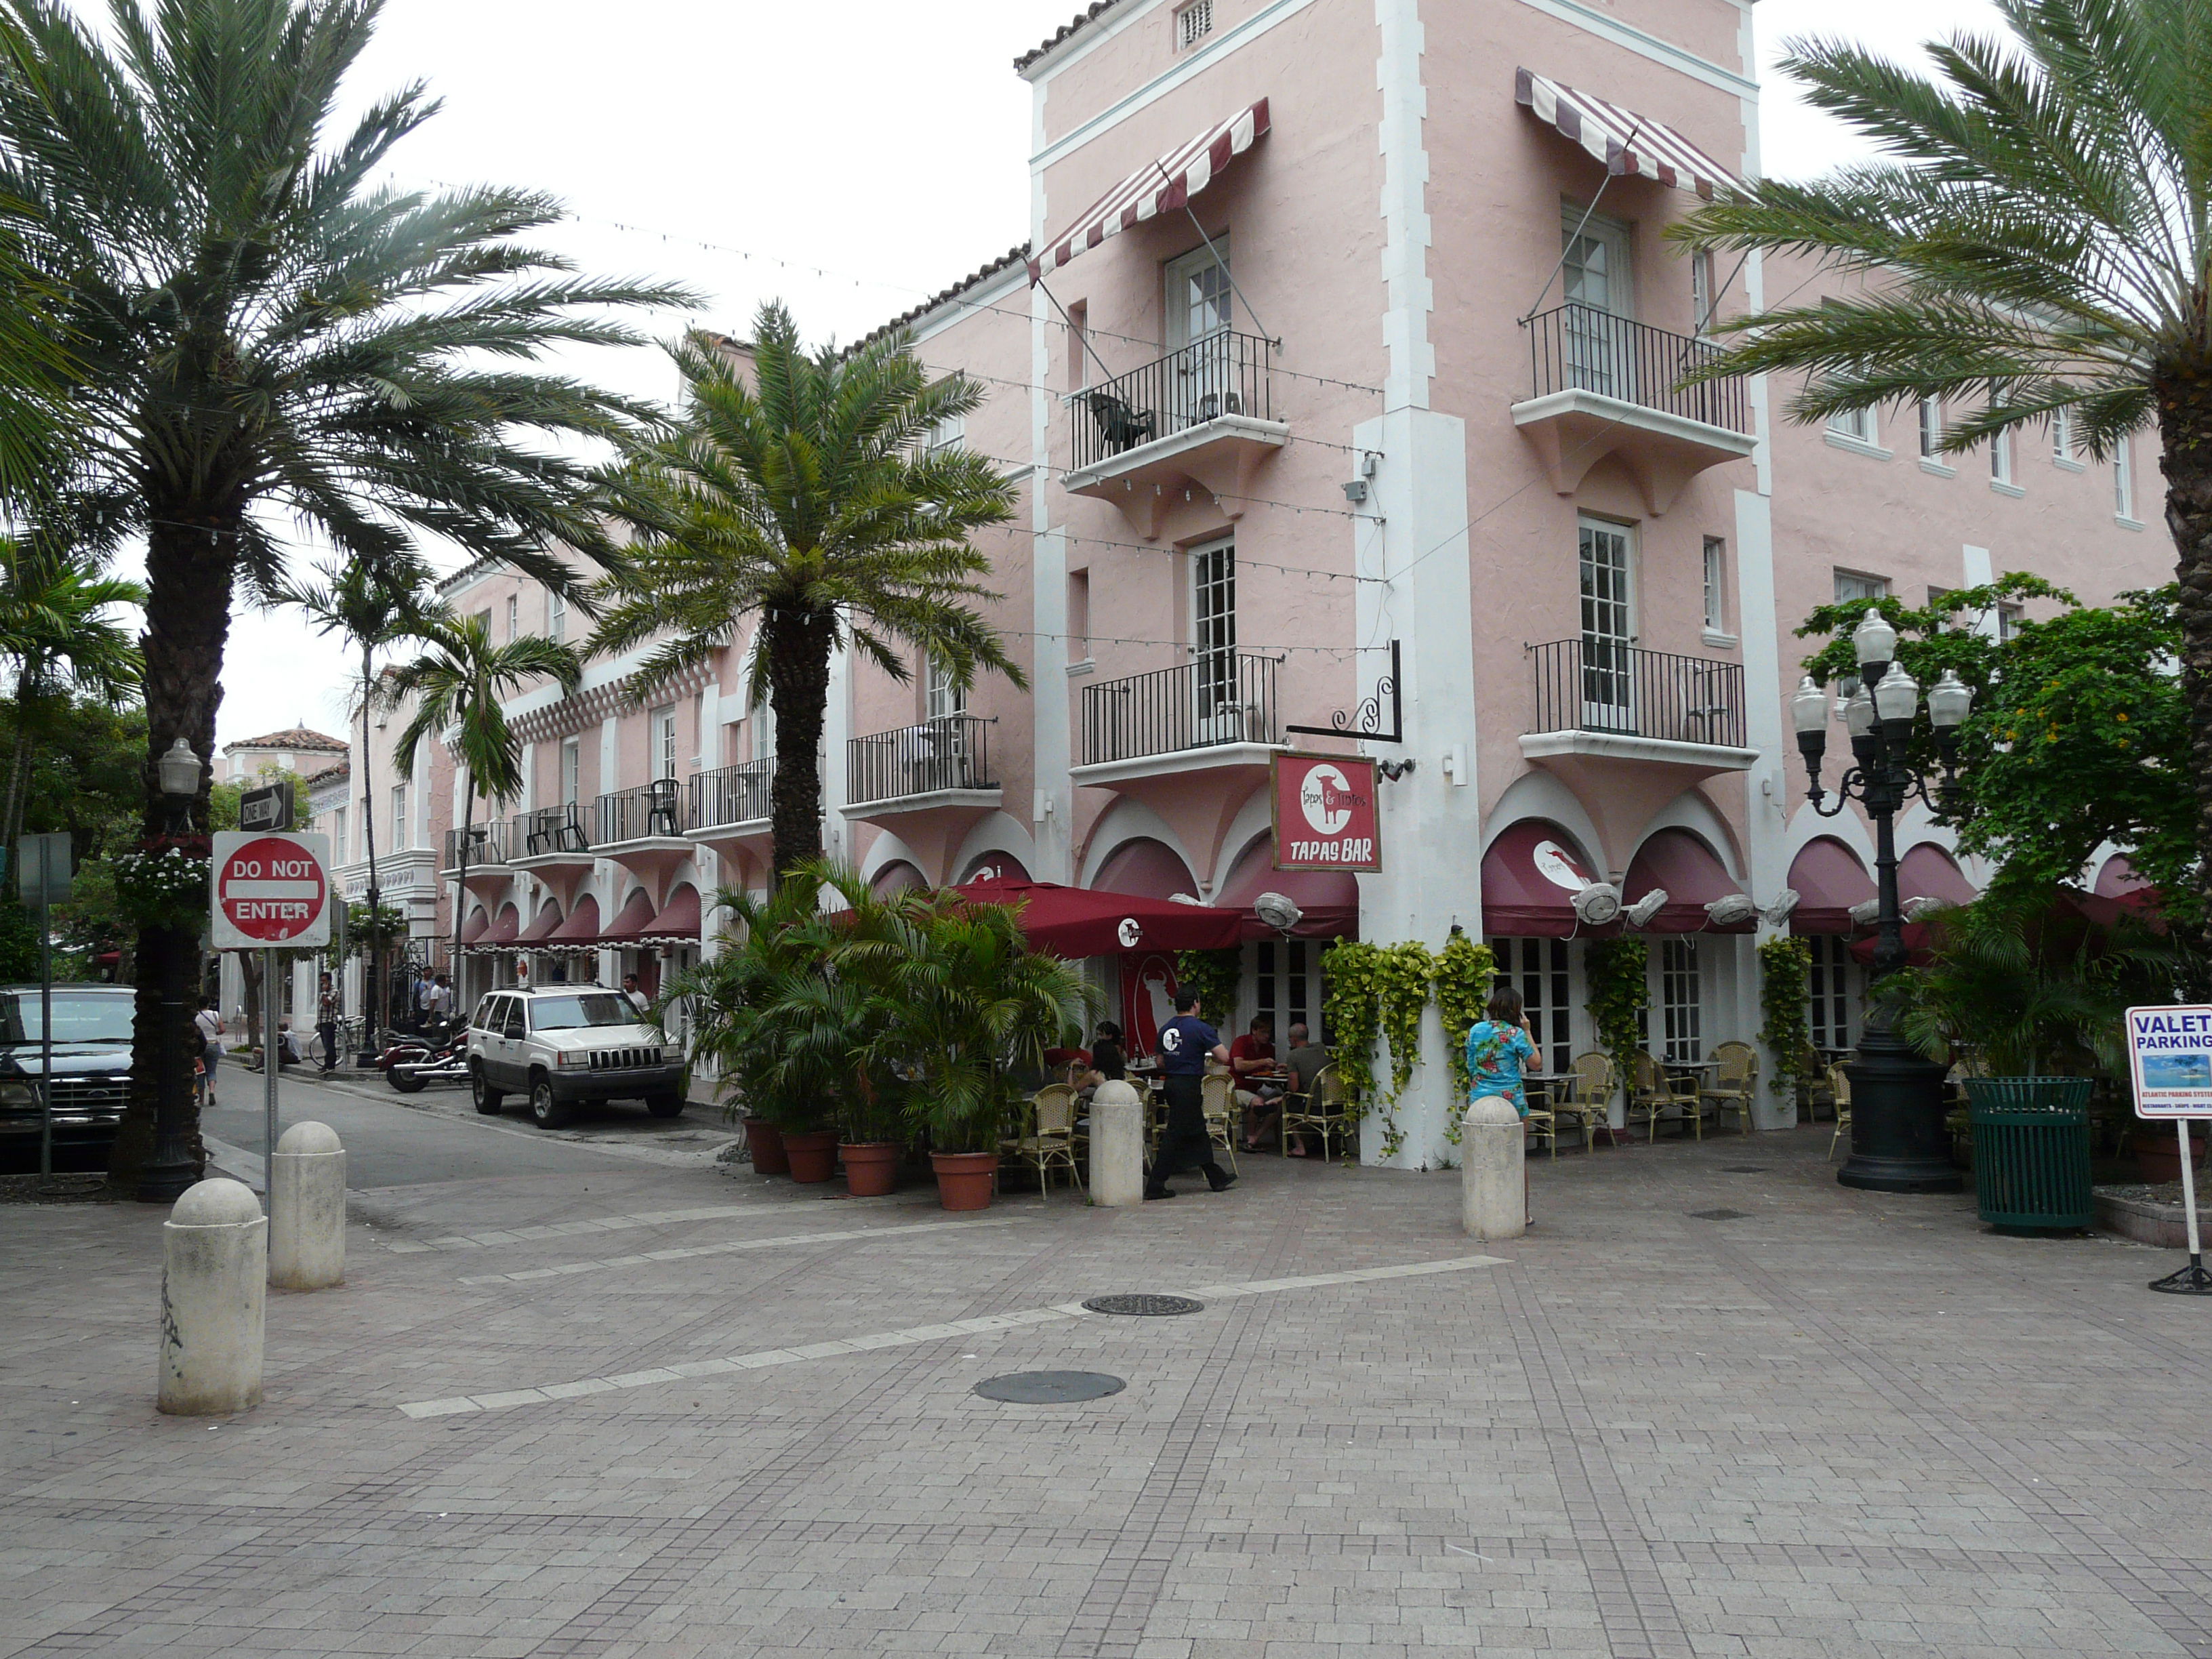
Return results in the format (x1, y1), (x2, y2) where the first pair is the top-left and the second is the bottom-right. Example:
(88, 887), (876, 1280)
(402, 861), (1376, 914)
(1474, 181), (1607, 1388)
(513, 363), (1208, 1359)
(592, 302), (1022, 886)
(1666, 0), (2212, 933)
(0, 535), (142, 846)
(0, 0), (689, 1196)
(386, 611), (583, 989)
(279, 556), (434, 1044)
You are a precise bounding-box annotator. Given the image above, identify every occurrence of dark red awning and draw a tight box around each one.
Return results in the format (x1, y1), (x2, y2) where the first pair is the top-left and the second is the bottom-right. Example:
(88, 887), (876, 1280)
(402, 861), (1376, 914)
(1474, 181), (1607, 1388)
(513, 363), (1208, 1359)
(1480, 823), (1601, 938)
(517, 899), (565, 943)
(484, 904), (520, 948)
(1624, 830), (1751, 933)
(1898, 844), (1977, 908)
(1786, 837), (1875, 935)
(457, 907), (491, 945)
(546, 894), (600, 947)
(1214, 840), (1359, 941)
(952, 879), (1242, 958)
(1092, 837), (1201, 901)
(598, 887), (659, 946)
(641, 883), (701, 944)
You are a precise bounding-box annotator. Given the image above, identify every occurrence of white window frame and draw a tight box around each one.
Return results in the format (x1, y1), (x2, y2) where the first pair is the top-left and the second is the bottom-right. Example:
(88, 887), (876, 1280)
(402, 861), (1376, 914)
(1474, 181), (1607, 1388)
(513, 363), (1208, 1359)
(924, 657), (966, 723)
(2052, 408), (2083, 467)
(1579, 516), (1637, 733)
(1701, 536), (1727, 633)
(558, 736), (580, 806)
(2116, 436), (2140, 525)
(1833, 570), (1889, 605)
(1827, 405), (1879, 449)
(329, 804), (346, 867)
(1657, 938), (1702, 1065)
(504, 594), (518, 640)
(1689, 249), (1715, 337)
(1252, 937), (1319, 1046)
(1165, 237), (1232, 352)
(650, 703), (678, 781)
(548, 588), (567, 643)
(1808, 935), (1857, 1053)
(390, 783), (408, 853)
(1490, 935), (1575, 1078)
(1990, 428), (2020, 493)
(1918, 397), (1944, 459)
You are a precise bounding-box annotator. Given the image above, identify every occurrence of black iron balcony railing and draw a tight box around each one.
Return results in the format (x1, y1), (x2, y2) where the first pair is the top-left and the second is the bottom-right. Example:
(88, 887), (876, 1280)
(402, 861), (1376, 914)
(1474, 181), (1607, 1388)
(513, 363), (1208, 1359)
(847, 715), (996, 806)
(688, 758), (775, 830)
(596, 779), (684, 843)
(1079, 653), (1280, 766)
(514, 804), (590, 856)
(442, 822), (509, 869)
(1528, 638), (1746, 748)
(1071, 330), (1275, 472)
(1524, 304), (1747, 434)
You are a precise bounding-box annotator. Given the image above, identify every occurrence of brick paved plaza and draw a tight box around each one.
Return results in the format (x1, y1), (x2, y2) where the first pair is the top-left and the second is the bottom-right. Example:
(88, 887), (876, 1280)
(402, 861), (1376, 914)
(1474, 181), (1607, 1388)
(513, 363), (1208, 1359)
(5, 1117), (2211, 1659)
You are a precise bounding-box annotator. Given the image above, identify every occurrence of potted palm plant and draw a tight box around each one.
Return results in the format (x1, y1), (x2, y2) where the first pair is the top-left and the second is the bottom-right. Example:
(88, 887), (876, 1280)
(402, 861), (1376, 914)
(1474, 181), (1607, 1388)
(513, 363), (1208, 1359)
(844, 886), (1091, 1211)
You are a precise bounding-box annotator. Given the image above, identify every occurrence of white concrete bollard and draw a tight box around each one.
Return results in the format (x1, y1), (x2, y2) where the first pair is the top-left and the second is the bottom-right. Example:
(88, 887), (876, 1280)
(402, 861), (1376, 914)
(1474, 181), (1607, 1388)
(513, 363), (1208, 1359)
(269, 1121), (346, 1290)
(159, 1178), (266, 1416)
(1090, 1081), (1146, 1208)
(1460, 1098), (1528, 1242)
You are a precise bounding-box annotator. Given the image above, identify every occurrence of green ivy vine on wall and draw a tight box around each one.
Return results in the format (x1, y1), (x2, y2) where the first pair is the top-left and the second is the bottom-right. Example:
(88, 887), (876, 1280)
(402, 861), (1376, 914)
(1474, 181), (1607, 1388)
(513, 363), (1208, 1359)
(1431, 930), (1497, 1143)
(1321, 939), (1385, 1136)
(1174, 948), (1242, 1035)
(1758, 935), (1818, 1105)
(1583, 935), (1650, 1107)
(1320, 933), (1496, 1160)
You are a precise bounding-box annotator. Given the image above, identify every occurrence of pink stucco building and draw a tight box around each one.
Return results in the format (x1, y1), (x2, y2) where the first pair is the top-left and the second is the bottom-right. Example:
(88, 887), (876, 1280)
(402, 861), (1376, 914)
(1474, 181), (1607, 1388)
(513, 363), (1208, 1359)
(415, 0), (2166, 1163)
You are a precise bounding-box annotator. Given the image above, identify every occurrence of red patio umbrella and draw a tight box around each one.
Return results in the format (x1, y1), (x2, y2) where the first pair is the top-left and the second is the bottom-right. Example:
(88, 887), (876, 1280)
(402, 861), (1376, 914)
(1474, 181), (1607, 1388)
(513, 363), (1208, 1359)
(949, 878), (1242, 958)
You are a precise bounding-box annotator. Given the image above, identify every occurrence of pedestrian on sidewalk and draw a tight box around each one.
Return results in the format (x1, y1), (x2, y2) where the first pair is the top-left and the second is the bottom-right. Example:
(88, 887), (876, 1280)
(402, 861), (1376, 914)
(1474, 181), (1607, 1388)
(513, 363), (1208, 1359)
(1466, 985), (1539, 1227)
(193, 997), (224, 1106)
(1145, 990), (1235, 1200)
(316, 971), (340, 1074)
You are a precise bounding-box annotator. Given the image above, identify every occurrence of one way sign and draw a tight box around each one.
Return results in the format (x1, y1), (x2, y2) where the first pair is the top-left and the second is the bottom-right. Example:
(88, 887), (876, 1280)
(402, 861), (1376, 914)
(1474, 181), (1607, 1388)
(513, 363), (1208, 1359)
(239, 781), (293, 832)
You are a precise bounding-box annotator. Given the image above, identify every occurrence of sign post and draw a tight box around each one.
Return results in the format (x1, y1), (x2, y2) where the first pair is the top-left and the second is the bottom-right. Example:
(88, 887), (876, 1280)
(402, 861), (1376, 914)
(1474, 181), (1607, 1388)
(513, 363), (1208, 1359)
(211, 832), (331, 1191)
(2122, 1004), (2212, 1295)
(16, 832), (71, 1178)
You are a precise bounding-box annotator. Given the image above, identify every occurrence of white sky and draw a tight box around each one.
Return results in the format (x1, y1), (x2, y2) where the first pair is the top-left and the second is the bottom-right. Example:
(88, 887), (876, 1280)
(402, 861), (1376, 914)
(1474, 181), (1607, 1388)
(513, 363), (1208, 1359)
(206, 0), (2006, 750)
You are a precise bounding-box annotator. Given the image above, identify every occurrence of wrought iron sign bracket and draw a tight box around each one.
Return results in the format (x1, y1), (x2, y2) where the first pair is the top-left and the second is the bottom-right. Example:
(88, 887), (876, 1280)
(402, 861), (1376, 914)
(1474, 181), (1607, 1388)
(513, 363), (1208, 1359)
(1286, 638), (1404, 745)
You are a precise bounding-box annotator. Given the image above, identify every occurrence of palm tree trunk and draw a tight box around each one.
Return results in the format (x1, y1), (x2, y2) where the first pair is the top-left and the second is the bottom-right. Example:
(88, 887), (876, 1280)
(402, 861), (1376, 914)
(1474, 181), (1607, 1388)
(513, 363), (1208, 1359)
(360, 644), (381, 1043)
(765, 605), (834, 885)
(1, 664), (33, 849)
(106, 516), (234, 1200)
(2160, 371), (2212, 955)
(451, 771), (474, 1001)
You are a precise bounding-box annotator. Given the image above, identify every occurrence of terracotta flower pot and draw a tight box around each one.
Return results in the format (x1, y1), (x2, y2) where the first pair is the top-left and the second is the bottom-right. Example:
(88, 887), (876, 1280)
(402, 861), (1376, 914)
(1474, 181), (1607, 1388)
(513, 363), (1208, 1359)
(743, 1118), (788, 1176)
(783, 1130), (840, 1184)
(840, 1141), (900, 1197)
(2137, 1126), (2208, 1186)
(930, 1149), (998, 1212)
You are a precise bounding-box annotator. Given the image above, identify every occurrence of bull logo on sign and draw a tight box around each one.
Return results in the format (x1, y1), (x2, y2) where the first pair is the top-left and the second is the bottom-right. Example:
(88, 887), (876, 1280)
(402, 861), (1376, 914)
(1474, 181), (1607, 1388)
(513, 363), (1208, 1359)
(1298, 763), (1367, 837)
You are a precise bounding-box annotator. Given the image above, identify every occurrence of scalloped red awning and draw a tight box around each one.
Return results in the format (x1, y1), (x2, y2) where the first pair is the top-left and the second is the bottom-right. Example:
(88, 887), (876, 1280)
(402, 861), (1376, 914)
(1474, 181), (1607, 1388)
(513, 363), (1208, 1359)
(546, 894), (600, 947)
(640, 884), (701, 945)
(598, 887), (660, 946)
(517, 899), (565, 943)
(952, 879), (1241, 958)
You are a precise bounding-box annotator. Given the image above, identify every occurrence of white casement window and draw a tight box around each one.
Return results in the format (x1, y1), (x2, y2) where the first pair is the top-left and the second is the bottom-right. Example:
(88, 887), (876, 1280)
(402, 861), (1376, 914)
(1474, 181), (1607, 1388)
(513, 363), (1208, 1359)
(1252, 939), (1319, 1044)
(1176, 0), (1212, 49)
(1192, 537), (1239, 733)
(1808, 935), (1857, 1052)
(1579, 517), (1635, 731)
(329, 805), (346, 867)
(924, 412), (966, 453)
(1990, 428), (2013, 485)
(558, 736), (579, 805)
(548, 588), (567, 642)
(1701, 537), (1726, 632)
(649, 704), (677, 781)
(690, 690), (705, 764)
(2116, 436), (2135, 519)
(1490, 936), (1574, 1077)
(925, 656), (966, 723)
(1658, 939), (1702, 1064)
(1165, 238), (1232, 350)
(504, 594), (518, 640)
(390, 783), (408, 852)
(1689, 249), (1715, 337)
(1561, 207), (1635, 398)
(1919, 397), (1943, 458)
(2053, 408), (2078, 462)
(1834, 570), (1889, 605)
(1828, 406), (1877, 446)
(1997, 602), (2022, 642)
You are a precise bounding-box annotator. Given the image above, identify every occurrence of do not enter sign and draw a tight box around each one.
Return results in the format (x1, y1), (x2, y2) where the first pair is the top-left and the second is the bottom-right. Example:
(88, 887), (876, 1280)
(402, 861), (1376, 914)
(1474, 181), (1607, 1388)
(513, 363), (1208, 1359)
(209, 832), (332, 949)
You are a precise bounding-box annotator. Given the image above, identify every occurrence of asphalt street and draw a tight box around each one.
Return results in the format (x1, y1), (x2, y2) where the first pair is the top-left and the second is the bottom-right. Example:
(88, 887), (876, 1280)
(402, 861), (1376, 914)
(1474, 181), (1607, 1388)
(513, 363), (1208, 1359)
(199, 1065), (726, 1189)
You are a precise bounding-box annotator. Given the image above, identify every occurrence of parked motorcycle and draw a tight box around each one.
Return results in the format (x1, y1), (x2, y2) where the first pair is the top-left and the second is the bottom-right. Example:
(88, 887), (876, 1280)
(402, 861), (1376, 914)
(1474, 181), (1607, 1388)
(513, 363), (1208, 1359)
(386, 1021), (468, 1092)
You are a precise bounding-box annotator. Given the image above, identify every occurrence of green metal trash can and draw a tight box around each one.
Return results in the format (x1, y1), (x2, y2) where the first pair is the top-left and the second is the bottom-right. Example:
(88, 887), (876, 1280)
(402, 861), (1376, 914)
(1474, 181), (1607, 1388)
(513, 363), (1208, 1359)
(1964, 1078), (2094, 1233)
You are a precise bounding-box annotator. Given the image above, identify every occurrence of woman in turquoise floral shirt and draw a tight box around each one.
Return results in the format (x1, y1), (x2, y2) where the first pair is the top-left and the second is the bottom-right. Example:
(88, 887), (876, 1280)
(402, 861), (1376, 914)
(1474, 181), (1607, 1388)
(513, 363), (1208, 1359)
(1465, 985), (1539, 1115)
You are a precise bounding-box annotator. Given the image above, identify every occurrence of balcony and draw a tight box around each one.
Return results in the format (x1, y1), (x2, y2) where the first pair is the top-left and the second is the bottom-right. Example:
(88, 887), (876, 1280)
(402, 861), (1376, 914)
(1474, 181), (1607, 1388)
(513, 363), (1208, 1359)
(508, 804), (597, 902)
(1513, 304), (1755, 513)
(594, 779), (693, 887)
(440, 822), (513, 900)
(686, 758), (776, 886)
(1521, 639), (1759, 862)
(840, 716), (1001, 882)
(1063, 331), (1288, 538)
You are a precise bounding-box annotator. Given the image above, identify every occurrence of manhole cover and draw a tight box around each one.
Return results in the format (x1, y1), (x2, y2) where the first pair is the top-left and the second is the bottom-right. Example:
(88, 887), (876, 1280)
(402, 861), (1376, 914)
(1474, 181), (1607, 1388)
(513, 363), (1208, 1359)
(1720, 1165), (1767, 1174)
(1082, 1293), (1205, 1317)
(972, 1370), (1126, 1404)
(1688, 1208), (1750, 1221)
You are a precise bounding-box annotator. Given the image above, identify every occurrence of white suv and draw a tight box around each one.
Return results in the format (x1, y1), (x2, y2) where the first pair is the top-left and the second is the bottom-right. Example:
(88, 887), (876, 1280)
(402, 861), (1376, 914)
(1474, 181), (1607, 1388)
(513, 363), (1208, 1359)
(467, 985), (686, 1129)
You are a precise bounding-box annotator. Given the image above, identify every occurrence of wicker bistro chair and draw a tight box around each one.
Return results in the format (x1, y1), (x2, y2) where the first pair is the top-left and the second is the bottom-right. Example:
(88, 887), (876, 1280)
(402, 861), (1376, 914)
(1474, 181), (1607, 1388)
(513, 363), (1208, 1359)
(1701, 1042), (1761, 1137)
(1826, 1065), (1854, 1162)
(1280, 1065), (1351, 1160)
(1004, 1083), (1083, 1200)
(1552, 1050), (1616, 1151)
(1199, 1071), (1240, 1174)
(1632, 1050), (1708, 1141)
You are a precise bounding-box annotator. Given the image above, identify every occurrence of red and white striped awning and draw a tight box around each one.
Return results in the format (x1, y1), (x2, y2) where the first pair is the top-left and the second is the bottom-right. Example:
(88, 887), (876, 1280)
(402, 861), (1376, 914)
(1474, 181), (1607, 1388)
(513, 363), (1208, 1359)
(1515, 69), (1740, 199)
(1029, 98), (1270, 284)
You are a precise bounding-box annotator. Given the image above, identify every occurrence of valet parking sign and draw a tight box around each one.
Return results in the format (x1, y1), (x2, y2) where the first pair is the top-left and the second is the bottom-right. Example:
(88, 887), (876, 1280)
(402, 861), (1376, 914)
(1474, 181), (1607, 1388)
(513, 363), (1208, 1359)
(1272, 754), (1382, 872)
(2124, 1006), (2212, 1118)
(209, 831), (332, 950)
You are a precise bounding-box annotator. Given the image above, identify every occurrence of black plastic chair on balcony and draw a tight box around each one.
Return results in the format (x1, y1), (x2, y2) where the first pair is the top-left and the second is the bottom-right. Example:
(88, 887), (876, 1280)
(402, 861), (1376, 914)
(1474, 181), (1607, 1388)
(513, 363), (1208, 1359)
(1082, 390), (1156, 455)
(647, 777), (681, 836)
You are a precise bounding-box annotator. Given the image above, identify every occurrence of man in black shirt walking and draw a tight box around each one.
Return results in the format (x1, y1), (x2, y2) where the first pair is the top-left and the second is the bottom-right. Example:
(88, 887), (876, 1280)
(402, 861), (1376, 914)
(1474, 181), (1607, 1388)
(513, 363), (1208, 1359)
(1147, 990), (1236, 1200)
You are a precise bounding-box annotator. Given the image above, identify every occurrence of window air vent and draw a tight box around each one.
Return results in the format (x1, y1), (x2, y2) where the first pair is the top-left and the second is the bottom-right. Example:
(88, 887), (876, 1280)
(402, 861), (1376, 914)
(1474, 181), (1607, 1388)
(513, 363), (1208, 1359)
(1177, 0), (1213, 49)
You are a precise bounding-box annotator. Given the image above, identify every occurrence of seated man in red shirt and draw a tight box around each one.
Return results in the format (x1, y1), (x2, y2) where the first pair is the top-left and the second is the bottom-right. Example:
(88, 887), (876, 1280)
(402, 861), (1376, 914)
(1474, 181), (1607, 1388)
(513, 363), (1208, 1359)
(1229, 1014), (1283, 1149)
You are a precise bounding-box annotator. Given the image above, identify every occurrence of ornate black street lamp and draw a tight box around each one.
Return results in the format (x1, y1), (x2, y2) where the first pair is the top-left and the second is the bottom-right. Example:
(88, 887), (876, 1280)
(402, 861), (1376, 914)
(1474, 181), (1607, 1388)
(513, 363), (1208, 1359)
(1790, 609), (1975, 1193)
(138, 737), (207, 1203)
